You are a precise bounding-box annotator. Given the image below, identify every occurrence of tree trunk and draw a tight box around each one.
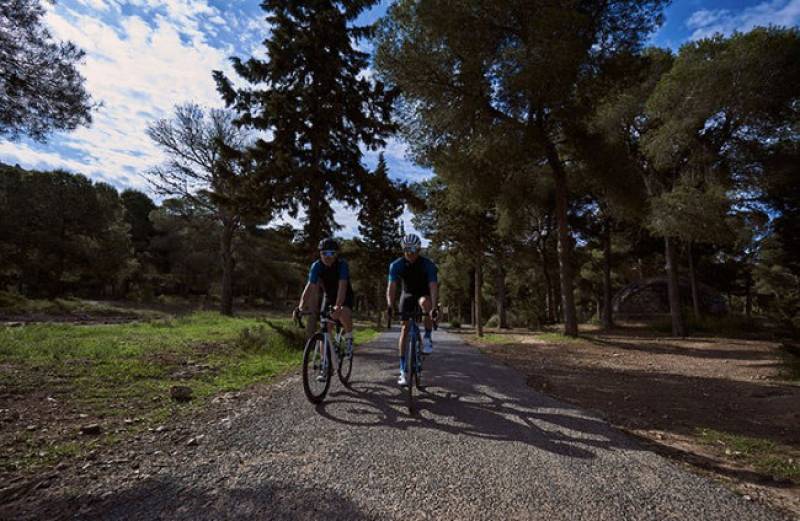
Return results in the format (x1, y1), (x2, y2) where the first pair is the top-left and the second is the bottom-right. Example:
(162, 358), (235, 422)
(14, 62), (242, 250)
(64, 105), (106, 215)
(602, 221), (614, 330)
(495, 266), (508, 329)
(688, 241), (701, 320)
(220, 219), (236, 316)
(540, 245), (556, 324)
(665, 237), (686, 336)
(544, 145), (578, 336)
(745, 272), (753, 319)
(375, 283), (383, 328)
(475, 261), (484, 337)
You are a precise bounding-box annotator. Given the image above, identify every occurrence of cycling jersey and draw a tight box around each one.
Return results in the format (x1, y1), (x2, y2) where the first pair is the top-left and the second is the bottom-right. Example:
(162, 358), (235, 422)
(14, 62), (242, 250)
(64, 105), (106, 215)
(388, 256), (438, 297)
(309, 258), (354, 308)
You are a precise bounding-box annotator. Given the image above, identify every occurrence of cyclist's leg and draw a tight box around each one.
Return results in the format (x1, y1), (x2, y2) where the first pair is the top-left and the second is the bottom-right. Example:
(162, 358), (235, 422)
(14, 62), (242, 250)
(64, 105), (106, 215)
(419, 295), (434, 353)
(419, 295), (433, 330)
(397, 293), (416, 382)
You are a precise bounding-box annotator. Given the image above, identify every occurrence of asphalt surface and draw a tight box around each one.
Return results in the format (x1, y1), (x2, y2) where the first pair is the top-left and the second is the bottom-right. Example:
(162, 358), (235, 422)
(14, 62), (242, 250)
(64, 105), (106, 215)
(7, 328), (792, 520)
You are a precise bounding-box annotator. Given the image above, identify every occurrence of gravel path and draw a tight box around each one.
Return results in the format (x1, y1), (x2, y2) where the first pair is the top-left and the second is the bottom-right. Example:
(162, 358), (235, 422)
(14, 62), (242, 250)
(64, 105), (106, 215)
(5, 329), (792, 520)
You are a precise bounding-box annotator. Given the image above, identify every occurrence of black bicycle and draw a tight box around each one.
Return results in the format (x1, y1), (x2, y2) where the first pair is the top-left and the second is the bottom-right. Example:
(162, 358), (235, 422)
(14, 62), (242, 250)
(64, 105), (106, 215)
(294, 306), (353, 404)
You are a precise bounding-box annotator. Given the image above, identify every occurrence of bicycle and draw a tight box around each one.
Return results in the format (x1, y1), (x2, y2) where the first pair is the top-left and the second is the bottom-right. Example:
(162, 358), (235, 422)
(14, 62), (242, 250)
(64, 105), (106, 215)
(393, 305), (432, 414)
(294, 306), (353, 404)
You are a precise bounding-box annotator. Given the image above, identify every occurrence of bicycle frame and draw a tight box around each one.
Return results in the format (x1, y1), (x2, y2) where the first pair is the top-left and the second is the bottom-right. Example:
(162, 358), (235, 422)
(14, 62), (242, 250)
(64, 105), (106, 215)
(318, 312), (345, 371)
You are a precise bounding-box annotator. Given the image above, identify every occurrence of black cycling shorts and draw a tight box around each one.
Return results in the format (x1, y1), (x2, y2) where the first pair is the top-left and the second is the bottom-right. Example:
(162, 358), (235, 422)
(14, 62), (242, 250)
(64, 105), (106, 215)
(321, 289), (354, 311)
(399, 291), (430, 318)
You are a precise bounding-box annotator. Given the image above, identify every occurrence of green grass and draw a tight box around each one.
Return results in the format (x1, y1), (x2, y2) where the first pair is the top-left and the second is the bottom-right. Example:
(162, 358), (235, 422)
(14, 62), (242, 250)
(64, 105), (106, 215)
(474, 331), (586, 345)
(0, 312), (380, 473)
(534, 332), (586, 344)
(480, 333), (516, 345)
(695, 428), (800, 483)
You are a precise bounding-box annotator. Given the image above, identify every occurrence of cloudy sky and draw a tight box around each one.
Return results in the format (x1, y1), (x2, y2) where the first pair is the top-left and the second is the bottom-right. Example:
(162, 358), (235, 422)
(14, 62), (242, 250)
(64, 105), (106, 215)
(2, 0), (799, 236)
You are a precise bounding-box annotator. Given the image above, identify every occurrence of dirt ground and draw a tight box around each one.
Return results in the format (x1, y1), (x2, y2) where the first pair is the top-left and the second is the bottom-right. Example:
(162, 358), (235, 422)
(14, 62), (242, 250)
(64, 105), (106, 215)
(460, 326), (800, 517)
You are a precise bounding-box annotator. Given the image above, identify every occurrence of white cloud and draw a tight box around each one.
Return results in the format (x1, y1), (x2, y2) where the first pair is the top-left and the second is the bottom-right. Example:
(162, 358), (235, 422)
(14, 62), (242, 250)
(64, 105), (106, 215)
(0, 2), (243, 193)
(687, 0), (800, 40)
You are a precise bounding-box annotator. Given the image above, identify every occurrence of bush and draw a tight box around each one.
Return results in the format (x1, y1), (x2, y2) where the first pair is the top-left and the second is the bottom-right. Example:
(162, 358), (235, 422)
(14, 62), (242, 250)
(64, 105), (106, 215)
(448, 318), (461, 329)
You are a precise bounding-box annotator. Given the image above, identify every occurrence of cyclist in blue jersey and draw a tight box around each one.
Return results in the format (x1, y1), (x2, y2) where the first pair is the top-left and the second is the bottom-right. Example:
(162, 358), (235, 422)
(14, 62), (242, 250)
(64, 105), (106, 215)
(386, 233), (439, 386)
(297, 238), (355, 362)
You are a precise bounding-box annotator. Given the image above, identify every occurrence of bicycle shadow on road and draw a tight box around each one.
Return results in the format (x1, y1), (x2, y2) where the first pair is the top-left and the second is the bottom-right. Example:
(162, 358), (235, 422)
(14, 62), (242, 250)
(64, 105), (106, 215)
(315, 339), (643, 461)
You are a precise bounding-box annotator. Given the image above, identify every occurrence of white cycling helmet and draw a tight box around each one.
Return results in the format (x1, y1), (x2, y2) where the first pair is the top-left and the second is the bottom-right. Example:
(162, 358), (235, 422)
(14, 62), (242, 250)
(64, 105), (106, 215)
(401, 233), (422, 251)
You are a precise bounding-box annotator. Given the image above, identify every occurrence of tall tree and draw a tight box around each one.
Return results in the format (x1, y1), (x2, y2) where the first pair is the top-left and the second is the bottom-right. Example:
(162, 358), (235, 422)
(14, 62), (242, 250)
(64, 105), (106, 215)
(214, 0), (395, 253)
(0, 0), (93, 141)
(376, 0), (667, 336)
(357, 153), (405, 324)
(146, 104), (287, 316)
(642, 27), (800, 334)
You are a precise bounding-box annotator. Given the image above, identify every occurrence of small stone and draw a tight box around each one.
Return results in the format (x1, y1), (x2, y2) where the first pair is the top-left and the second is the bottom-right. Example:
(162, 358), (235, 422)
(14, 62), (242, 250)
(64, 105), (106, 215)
(26, 424), (37, 431)
(80, 424), (102, 435)
(743, 495), (753, 501)
(170, 386), (193, 402)
(78, 414), (89, 419)
(124, 418), (134, 425)
(56, 462), (69, 471)
(154, 425), (166, 433)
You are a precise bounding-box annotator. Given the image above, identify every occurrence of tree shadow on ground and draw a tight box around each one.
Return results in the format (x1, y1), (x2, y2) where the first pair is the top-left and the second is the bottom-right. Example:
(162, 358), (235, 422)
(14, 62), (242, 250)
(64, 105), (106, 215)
(315, 341), (646, 461)
(1, 476), (374, 521)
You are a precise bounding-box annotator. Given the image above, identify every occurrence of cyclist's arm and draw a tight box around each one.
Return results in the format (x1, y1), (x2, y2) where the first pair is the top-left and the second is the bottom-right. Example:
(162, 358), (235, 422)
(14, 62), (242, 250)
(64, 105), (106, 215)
(387, 280), (398, 310)
(425, 259), (439, 310)
(429, 281), (439, 310)
(335, 280), (347, 308)
(301, 261), (323, 310)
(299, 281), (318, 310)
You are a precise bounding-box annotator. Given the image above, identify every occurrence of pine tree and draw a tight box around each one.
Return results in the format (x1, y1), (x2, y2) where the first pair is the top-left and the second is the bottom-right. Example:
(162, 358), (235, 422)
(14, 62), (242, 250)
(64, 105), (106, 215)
(357, 153), (404, 321)
(0, 0), (93, 141)
(214, 0), (394, 252)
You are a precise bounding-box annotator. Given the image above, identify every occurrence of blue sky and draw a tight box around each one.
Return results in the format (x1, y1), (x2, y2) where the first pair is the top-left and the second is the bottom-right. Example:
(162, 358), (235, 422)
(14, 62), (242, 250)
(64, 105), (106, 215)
(1, 0), (799, 236)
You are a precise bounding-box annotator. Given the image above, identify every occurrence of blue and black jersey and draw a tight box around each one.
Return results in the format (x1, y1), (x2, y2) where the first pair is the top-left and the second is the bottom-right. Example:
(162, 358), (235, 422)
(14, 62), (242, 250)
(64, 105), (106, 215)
(308, 258), (353, 308)
(388, 256), (438, 298)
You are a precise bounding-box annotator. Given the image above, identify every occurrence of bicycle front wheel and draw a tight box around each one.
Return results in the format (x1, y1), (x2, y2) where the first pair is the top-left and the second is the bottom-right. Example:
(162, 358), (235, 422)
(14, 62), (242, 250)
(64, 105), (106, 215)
(302, 333), (331, 404)
(406, 335), (416, 414)
(337, 340), (353, 385)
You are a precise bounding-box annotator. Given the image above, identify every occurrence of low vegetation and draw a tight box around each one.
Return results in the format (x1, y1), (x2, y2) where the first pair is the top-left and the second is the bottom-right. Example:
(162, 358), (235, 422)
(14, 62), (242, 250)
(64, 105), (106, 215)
(0, 312), (379, 474)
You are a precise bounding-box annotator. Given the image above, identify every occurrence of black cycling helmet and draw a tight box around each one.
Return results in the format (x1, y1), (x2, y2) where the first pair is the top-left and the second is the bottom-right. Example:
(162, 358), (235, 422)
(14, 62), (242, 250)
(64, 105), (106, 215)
(318, 237), (339, 251)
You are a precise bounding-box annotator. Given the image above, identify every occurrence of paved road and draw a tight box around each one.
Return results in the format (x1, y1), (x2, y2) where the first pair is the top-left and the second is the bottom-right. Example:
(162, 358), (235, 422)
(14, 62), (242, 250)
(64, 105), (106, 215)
(7, 329), (791, 520)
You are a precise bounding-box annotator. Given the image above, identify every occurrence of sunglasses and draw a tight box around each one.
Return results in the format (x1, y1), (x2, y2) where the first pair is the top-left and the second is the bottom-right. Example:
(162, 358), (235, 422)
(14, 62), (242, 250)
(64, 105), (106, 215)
(403, 247), (420, 254)
(321, 250), (337, 257)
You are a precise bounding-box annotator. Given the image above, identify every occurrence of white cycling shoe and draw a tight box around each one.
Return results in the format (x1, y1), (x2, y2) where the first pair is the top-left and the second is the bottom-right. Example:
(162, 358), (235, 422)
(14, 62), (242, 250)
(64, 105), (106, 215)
(422, 336), (433, 355)
(397, 371), (409, 386)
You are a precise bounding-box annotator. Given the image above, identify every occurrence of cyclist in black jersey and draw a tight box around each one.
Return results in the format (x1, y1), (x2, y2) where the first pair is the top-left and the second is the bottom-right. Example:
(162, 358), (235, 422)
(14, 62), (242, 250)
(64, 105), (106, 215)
(297, 238), (355, 357)
(386, 233), (439, 386)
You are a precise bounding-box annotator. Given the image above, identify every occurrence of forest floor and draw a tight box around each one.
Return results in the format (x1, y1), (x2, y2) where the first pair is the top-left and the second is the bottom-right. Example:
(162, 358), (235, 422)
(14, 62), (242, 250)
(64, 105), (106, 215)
(457, 324), (800, 516)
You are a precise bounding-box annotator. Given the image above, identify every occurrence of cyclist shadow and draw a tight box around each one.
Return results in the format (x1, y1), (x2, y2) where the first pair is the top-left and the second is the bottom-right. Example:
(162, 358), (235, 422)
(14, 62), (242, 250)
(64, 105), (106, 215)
(320, 364), (636, 460)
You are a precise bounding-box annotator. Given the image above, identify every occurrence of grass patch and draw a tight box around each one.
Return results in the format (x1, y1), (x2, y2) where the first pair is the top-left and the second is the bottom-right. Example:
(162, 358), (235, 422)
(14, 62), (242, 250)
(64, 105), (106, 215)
(0, 312), (381, 474)
(534, 332), (586, 344)
(695, 428), (800, 483)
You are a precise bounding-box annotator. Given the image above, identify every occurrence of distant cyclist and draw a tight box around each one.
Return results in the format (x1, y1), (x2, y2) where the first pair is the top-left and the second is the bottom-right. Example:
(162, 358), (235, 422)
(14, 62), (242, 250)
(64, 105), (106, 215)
(297, 238), (355, 363)
(386, 233), (439, 386)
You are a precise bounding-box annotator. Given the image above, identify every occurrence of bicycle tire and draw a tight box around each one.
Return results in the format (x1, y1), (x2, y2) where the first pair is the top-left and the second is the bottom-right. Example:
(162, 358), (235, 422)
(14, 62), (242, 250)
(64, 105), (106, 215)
(302, 333), (331, 404)
(337, 338), (353, 385)
(406, 331), (416, 414)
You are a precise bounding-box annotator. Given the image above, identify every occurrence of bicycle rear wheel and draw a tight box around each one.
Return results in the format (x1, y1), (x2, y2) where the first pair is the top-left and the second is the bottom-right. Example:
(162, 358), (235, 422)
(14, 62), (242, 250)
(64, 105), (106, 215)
(302, 333), (331, 404)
